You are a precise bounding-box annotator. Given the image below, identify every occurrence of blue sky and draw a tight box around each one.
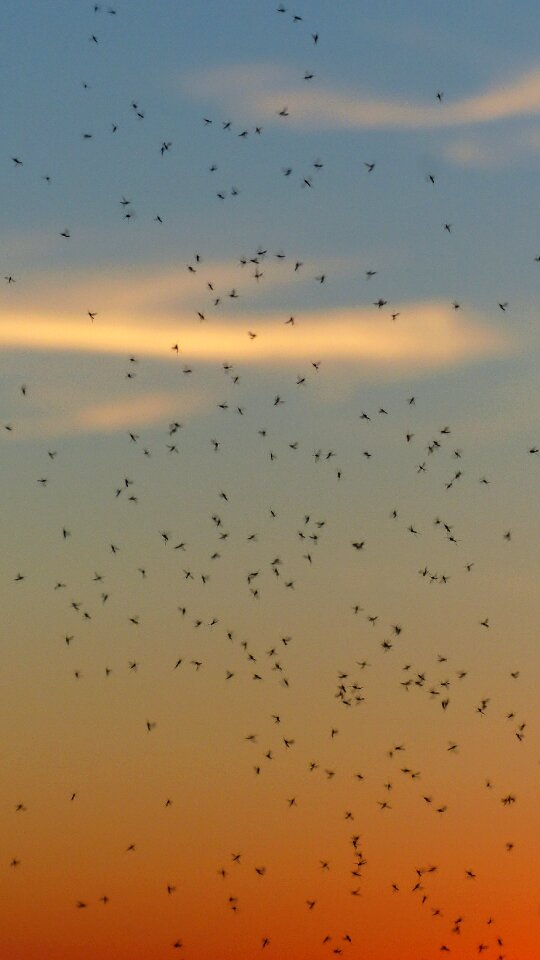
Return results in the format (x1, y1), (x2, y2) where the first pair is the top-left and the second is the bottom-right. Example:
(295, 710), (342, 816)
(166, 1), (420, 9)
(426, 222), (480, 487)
(3, 1), (540, 487)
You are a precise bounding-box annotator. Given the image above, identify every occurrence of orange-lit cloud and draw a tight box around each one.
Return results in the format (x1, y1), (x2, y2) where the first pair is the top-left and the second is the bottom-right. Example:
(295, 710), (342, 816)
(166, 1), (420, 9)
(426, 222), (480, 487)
(185, 63), (540, 130)
(0, 265), (510, 371)
(65, 392), (201, 435)
(8, 390), (206, 440)
(0, 302), (509, 370)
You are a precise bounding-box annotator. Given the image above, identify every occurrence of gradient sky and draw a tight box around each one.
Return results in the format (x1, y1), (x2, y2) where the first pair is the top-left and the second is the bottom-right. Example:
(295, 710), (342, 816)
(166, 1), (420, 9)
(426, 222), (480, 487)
(2, 2), (540, 958)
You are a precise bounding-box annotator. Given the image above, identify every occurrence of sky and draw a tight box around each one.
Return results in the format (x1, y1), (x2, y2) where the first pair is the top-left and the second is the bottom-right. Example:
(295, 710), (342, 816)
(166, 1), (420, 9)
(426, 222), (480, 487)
(2, 2), (540, 958)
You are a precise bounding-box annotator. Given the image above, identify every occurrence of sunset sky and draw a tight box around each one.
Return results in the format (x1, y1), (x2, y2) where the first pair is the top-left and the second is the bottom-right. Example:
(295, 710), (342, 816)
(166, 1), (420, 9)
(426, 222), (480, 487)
(2, 2), (540, 958)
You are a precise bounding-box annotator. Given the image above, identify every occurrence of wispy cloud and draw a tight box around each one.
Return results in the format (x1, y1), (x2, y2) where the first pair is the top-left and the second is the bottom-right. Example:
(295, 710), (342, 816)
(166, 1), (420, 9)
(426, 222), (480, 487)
(8, 390), (206, 440)
(7, 260), (299, 317)
(442, 126), (540, 168)
(0, 282), (511, 371)
(185, 64), (540, 131)
(72, 393), (196, 433)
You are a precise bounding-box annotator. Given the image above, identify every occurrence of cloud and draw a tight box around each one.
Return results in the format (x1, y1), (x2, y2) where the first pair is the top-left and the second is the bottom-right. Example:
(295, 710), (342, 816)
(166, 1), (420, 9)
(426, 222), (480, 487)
(185, 63), (540, 131)
(0, 282), (510, 372)
(8, 390), (206, 440)
(72, 393), (196, 433)
(442, 126), (540, 168)
(441, 140), (498, 168)
(2, 258), (320, 324)
(8, 294), (511, 440)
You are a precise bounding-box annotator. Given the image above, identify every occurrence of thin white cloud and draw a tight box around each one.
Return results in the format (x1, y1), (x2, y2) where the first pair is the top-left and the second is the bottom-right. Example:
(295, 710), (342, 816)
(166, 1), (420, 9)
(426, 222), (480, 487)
(185, 63), (540, 131)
